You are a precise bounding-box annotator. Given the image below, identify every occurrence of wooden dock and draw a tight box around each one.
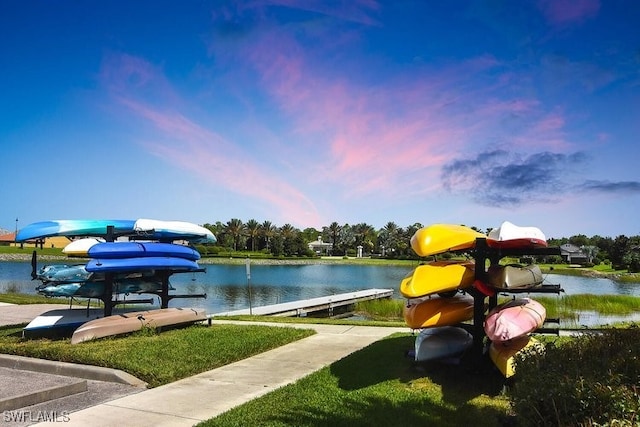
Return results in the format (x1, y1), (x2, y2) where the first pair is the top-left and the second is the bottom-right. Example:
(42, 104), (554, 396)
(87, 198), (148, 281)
(213, 288), (394, 317)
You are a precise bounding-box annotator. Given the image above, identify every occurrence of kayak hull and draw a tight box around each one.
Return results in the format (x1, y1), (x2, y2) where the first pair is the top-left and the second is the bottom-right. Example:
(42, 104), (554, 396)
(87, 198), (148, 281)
(86, 257), (200, 273)
(487, 221), (547, 249)
(63, 238), (105, 257)
(88, 242), (201, 261)
(486, 264), (543, 290)
(410, 224), (486, 257)
(404, 295), (474, 329)
(484, 298), (546, 342)
(71, 307), (207, 344)
(414, 326), (473, 362)
(489, 335), (544, 378)
(400, 260), (475, 298)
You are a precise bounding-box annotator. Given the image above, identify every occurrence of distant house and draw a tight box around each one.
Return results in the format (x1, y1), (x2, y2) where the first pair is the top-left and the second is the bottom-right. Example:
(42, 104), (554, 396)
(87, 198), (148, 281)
(0, 232), (69, 249)
(560, 243), (588, 265)
(308, 236), (333, 255)
(0, 231), (15, 246)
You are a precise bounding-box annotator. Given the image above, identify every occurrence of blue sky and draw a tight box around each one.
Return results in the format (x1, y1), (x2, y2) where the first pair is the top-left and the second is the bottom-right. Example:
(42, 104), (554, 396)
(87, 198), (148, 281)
(1, 0), (639, 239)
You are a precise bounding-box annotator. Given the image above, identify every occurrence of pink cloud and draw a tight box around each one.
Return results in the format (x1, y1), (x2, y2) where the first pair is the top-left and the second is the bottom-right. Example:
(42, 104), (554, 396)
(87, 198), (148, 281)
(537, 0), (600, 26)
(228, 29), (479, 184)
(219, 23), (579, 197)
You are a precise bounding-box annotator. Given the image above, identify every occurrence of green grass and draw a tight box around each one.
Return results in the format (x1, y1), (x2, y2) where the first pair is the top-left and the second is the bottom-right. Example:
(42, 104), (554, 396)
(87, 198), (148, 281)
(532, 294), (640, 319)
(0, 246), (64, 257)
(353, 298), (405, 321)
(198, 333), (511, 427)
(0, 323), (314, 388)
(0, 293), (91, 305)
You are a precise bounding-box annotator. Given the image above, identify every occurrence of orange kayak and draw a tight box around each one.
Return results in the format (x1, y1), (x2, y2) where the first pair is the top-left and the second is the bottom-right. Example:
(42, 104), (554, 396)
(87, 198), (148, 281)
(410, 224), (486, 257)
(403, 295), (474, 329)
(400, 260), (475, 298)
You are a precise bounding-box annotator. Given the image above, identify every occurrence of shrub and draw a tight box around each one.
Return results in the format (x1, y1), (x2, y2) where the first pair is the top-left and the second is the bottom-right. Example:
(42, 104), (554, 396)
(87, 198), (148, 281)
(509, 326), (640, 426)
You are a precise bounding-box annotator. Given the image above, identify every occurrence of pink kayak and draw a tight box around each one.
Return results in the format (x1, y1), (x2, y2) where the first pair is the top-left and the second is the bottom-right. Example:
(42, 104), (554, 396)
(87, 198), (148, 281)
(484, 298), (546, 342)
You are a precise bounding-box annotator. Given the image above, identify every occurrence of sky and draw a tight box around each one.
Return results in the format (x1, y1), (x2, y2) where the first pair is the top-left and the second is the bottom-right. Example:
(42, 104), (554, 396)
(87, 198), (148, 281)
(1, 0), (639, 239)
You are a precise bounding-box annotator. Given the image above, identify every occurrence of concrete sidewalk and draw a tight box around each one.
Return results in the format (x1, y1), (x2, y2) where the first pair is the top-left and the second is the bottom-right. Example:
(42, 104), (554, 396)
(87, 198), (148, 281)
(0, 303), (72, 327)
(32, 321), (411, 427)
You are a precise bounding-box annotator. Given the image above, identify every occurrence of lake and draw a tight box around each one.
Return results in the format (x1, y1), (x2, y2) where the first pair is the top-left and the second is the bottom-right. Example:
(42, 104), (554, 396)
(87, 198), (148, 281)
(1, 261), (638, 317)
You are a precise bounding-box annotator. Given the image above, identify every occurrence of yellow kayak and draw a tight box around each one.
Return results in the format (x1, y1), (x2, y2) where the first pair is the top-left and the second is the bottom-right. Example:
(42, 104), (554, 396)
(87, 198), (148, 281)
(410, 224), (486, 257)
(403, 295), (474, 329)
(489, 335), (544, 378)
(400, 260), (476, 298)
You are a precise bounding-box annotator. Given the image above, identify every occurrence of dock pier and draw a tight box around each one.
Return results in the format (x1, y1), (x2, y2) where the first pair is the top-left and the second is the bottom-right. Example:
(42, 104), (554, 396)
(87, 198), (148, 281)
(212, 288), (394, 318)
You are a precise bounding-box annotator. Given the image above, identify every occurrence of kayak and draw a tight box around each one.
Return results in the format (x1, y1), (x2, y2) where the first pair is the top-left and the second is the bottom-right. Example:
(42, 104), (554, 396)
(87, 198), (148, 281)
(88, 241), (201, 261)
(489, 335), (544, 378)
(486, 264), (543, 290)
(400, 260), (475, 298)
(414, 326), (473, 362)
(62, 238), (105, 257)
(410, 224), (486, 257)
(403, 295), (474, 329)
(487, 221), (547, 249)
(484, 298), (546, 342)
(71, 307), (207, 344)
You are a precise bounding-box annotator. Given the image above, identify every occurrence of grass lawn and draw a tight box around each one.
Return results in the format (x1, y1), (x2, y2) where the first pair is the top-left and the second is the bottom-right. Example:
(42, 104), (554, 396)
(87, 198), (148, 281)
(0, 323), (314, 388)
(198, 333), (511, 427)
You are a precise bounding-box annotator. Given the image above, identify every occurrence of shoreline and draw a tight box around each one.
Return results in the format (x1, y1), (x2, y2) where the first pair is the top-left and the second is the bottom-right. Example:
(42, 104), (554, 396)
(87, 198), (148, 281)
(0, 253), (415, 266)
(1, 253), (637, 282)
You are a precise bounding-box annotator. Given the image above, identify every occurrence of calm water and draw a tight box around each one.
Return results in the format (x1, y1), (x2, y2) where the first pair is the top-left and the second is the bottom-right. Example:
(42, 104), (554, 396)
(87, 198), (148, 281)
(0, 261), (410, 313)
(1, 261), (639, 316)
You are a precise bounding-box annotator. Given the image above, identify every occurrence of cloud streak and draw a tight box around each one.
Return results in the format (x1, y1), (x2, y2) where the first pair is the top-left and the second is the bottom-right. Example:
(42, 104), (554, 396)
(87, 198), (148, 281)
(99, 53), (326, 227)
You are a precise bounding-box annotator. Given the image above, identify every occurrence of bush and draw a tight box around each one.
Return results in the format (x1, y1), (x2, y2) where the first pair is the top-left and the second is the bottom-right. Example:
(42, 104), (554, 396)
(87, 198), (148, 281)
(509, 326), (640, 426)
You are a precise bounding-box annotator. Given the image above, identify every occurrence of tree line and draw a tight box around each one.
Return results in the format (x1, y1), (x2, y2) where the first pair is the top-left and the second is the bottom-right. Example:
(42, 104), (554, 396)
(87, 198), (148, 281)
(199, 220), (640, 272)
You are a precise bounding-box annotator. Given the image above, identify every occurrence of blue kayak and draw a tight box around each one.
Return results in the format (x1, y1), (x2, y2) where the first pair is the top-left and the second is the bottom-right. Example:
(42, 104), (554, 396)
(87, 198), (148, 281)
(36, 278), (173, 298)
(36, 264), (92, 284)
(88, 242), (200, 261)
(17, 219), (136, 242)
(17, 218), (216, 244)
(86, 257), (201, 273)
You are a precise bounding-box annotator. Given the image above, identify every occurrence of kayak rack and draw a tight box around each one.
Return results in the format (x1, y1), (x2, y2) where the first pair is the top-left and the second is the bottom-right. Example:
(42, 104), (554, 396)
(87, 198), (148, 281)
(86, 226), (208, 317)
(468, 238), (563, 365)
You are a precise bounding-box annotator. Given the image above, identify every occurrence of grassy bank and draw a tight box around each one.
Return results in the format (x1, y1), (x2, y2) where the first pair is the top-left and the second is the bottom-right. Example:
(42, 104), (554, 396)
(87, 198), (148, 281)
(0, 323), (314, 388)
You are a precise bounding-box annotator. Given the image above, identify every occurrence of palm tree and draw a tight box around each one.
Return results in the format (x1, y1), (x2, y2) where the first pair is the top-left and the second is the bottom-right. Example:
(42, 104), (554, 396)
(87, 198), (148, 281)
(379, 221), (402, 256)
(353, 223), (375, 254)
(280, 224), (298, 257)
(224, 218), (245, 251)
(326, 222), (341, 255)
(245, 219), (260, 252)
(260, 221), (277, 251)
(280, 223), (296, 239)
